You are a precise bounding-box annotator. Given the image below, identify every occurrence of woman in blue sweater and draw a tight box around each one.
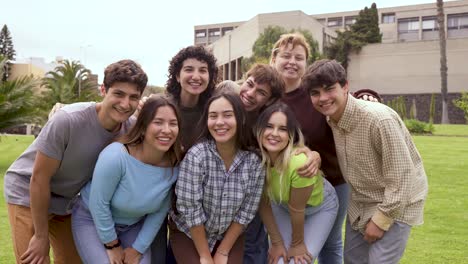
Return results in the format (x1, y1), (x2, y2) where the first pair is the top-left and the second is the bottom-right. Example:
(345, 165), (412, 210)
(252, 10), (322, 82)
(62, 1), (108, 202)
(71, 95), (182, 264)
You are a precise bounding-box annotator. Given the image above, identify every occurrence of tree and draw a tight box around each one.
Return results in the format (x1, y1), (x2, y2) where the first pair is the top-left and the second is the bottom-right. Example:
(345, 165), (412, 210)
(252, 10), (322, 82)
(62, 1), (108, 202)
(0, 24), (16, 81)
(42, 60), (100, 104)
(437, 0), (450, 124)
(242, 26), (322, 74)
(325, 3), (382, 70)
(0, 58), (46, 130)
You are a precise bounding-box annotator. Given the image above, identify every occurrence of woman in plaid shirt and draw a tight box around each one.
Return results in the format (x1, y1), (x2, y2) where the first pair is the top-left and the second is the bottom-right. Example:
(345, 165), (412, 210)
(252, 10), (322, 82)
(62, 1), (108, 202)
(169, 92), (265, 264)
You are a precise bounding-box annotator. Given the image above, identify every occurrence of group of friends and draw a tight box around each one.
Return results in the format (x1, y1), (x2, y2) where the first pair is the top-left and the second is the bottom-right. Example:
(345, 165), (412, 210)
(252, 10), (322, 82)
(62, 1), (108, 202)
(4, 32), (428, 264)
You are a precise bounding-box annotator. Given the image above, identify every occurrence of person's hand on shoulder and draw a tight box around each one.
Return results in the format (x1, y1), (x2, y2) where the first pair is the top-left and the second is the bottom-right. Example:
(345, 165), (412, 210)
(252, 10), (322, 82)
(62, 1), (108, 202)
(48, 102), (66, 119)
(353, 89), (382, 103)
(295, 147), (321, 178)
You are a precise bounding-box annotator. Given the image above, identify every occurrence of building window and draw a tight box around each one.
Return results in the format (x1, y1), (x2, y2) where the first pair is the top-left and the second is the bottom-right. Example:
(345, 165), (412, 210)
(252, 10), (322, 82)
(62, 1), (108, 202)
(345, 16), (357, 26)
(327, 17), (343, 27)
(448, 13), (468, 30)
(195, 30), (206, 38)
(317, 18), (326, 25)
(208, 29), (221, 37)
(398, 18), (419, 33)
(382, 13), (396, 24)
(222, 27), (234, 36)
(422, 16), (438, 31)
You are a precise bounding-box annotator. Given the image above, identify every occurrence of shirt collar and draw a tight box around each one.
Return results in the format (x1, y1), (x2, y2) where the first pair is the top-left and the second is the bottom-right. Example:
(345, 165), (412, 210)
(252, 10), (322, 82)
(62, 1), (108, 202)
(327, 94), (358, 133)
(206, 139), (249, 171)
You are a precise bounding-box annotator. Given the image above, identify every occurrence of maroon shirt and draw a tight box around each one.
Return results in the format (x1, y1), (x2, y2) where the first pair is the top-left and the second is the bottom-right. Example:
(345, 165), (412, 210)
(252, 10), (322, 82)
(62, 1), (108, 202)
(282, 87), (345, 186)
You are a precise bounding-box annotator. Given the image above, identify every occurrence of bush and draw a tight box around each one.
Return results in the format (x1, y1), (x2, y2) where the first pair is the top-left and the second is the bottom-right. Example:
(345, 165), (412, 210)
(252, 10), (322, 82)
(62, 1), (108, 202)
(453, 92), (468, 124)
(404, 119), (434, 134)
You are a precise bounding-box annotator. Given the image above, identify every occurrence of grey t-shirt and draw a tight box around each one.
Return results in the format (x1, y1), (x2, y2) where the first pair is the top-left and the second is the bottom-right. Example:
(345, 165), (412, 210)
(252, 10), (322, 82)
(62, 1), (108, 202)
(4, 102), (134, 215)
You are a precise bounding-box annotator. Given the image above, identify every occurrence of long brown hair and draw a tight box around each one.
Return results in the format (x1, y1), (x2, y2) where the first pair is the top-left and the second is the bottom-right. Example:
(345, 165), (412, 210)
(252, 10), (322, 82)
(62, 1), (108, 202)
(118, 94), (183, 166)
(197, 92), (250, 151)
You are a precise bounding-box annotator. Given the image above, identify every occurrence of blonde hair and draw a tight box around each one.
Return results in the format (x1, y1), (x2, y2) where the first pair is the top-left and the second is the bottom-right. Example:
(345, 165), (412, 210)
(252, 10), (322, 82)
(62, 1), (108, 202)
(254, 103), (305, 203)
(215, 80), (240, 94)
(270, 33), (311, 65)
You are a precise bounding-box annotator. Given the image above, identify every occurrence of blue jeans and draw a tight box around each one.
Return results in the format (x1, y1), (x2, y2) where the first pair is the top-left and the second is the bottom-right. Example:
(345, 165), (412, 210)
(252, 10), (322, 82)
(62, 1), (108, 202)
(271, 179), (339, 264)
(318, 183), (350, 264)
(71, 198), (151, 264)
(243, 213), (268, 263)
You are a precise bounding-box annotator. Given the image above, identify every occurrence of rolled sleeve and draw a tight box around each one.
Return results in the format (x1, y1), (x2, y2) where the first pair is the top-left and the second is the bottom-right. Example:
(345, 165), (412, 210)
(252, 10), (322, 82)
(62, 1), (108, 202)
(373, 118), (414, 227)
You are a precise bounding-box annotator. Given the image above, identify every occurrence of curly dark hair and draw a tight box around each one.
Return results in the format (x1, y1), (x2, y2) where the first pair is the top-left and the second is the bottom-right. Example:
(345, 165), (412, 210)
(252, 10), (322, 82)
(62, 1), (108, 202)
(166, 46), (218, 107)
(103, 59), (148, 94)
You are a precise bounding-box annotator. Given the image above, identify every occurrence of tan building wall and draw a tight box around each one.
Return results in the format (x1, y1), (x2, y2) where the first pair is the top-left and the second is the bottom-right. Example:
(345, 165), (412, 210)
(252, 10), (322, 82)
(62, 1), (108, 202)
(9, 63), (46, 80)
(347, 38), (468, 95)
(210, 10), (336, 80)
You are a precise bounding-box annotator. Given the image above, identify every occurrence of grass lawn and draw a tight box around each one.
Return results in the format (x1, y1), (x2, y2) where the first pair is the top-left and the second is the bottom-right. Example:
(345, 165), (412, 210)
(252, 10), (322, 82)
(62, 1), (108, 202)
(433, 124), (468, 137)
(0, 135), (34, 263)
(1, 130), (468, 263)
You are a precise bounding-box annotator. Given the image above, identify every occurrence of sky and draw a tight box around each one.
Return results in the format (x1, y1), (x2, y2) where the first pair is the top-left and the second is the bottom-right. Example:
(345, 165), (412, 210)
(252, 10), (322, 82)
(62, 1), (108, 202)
(2, 0), (439, 86)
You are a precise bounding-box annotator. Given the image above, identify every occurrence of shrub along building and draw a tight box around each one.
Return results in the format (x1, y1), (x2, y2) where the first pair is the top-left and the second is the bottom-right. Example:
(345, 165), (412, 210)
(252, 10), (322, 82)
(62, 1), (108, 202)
(194, 0), (468, 123)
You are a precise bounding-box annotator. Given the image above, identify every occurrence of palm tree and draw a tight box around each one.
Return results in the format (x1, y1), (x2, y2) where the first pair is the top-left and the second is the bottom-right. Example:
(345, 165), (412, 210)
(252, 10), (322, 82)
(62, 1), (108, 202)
(42, 60), (99, 104)
(437, 0), (450, 123)
(0, 58), (45, 130)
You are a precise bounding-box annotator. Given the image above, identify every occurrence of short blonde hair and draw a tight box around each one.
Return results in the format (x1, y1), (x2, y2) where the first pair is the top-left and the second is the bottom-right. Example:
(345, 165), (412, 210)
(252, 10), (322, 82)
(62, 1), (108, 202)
(270, 33), (311, 64)
(215, 80), (240, 94)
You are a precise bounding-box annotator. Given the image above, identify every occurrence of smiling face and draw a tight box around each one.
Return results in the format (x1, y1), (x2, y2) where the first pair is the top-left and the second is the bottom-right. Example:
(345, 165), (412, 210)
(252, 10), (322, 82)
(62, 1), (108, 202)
(261, 111), (289, 161)
(239, 76), (273, 112)
(100, 82), (141, 127)
(310, 82), (349, 122)
(271, 43), (307, 84)
(207, 97), (237, 147)
(143, 105), (179, 153)
(177, 58), (209, 100)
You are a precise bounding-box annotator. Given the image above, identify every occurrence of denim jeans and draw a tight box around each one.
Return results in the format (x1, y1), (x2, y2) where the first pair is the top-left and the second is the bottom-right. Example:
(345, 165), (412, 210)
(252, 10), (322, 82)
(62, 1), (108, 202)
(271, 179), (339, 264)
(71, 197), (151, 264)
(318, 183), (350, 264)
(243, 213), (269, 264)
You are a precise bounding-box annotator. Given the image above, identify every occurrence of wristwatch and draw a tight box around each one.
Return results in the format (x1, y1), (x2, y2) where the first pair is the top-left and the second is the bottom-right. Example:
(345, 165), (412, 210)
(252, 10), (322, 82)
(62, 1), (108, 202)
(104, 239), (121, 250)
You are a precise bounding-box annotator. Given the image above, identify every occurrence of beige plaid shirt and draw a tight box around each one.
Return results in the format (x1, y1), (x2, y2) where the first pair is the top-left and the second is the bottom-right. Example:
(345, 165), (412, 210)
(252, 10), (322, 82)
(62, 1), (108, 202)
(328, 95), (428, 233)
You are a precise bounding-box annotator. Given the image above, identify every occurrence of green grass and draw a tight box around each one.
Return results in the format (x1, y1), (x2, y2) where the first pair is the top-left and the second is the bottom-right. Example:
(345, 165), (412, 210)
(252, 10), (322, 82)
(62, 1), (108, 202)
(433, 124), (468, 137)
(1, 131), (468, 263)
(0, 135), (34, 263)
(400, 136), (468, 264)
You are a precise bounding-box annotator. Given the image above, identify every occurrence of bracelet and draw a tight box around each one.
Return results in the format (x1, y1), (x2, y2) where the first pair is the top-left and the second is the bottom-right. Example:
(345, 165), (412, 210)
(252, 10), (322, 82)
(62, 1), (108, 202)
(216, 249), (229, 257)
(103, 239), (121, 250)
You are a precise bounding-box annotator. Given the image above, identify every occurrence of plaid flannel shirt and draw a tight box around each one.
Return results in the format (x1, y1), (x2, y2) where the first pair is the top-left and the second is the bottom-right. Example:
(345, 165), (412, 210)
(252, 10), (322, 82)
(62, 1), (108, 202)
(170, 139), (265, 251)
(328, 95), (428, 234)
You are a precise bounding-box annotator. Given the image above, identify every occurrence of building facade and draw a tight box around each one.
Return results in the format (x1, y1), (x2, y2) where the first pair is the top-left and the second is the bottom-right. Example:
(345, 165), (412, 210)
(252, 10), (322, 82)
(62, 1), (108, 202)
(194, 0), (468, 123)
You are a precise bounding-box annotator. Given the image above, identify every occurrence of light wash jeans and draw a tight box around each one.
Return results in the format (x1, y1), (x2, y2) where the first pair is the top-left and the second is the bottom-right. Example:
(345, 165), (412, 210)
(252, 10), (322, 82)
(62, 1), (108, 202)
(243, 213), (269, 264)
(318, 183), (350, 264)
(71, 197), (151, 264)
(271, 179), (339, 264)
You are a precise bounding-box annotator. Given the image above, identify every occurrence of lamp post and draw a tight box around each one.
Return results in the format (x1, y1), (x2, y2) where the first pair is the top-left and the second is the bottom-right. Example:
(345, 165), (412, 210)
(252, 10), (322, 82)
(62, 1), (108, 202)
(79, 44), (92, 98)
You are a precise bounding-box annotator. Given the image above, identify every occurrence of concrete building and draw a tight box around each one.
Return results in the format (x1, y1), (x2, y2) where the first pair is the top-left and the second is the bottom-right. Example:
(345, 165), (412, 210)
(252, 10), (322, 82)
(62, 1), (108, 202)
(9, 57), (61, 80)
(194, 0), (468, 123)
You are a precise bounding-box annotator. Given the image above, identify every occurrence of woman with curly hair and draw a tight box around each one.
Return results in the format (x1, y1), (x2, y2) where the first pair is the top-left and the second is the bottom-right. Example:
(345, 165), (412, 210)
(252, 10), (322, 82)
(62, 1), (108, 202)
(166, 45), (219, 150)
